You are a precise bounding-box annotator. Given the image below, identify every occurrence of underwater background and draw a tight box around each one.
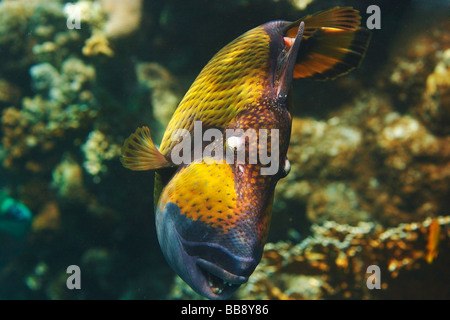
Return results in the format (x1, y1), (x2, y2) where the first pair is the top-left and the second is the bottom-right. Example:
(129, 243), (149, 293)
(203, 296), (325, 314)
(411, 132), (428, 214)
(0, 0), (449, 299)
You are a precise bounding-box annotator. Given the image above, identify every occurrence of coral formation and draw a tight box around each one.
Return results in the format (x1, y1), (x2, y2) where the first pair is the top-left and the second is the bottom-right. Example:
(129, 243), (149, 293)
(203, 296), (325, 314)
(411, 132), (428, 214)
(235, 216), (450, 299)
(99, 0), (142, 39)
(1, 57), (97, 170)
(52, 154), (85, 200)
(81, 130), (121, 178)
(170, 216), (450, 299)
(385, 18), (450, 135)
(306, 182), (371, 225)
(82, 30), (114, 57)
(275, 90), (449, 228)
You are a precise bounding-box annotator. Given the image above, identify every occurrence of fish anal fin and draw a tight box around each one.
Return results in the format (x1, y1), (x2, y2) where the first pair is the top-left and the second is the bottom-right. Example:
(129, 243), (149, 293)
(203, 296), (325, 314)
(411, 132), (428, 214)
(121, 126), (172, 171)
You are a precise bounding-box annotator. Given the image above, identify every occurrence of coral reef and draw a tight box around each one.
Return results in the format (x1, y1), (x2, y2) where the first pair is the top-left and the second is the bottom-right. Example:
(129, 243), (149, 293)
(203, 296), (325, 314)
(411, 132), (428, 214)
(169, 216), (450, 299)
(99, 0), (142, 39)
(236, 216), (450, 299)
(384, 18), (450, 135)
(1, 57), (97, 170)
(81, 130), (121, 179)
(275, 90), (449, 229)
(417, 48), (450, 136)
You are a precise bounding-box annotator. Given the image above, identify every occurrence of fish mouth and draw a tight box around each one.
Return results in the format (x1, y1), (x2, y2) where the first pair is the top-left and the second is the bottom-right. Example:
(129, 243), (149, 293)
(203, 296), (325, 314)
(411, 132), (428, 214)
(156, 202), (256, 299)
(180, 237), (254, 299)
(196, 258), (248, 297)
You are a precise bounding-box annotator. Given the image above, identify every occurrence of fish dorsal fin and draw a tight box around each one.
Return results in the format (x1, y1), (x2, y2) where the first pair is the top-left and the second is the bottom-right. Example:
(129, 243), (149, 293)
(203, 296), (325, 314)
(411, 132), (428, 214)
(287, 7), (363, 38)
(121, 126), (173, 171)
(285, 7), (371, 80)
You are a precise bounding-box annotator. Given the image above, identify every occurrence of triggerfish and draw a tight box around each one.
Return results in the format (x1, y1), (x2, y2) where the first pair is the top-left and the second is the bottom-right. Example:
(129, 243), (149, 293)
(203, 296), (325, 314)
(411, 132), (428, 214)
(121, 7), (371, 299)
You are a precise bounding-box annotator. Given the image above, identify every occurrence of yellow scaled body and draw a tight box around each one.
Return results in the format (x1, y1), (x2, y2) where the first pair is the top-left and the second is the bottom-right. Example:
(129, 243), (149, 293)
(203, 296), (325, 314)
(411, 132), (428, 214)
(159, 28), (271, 154)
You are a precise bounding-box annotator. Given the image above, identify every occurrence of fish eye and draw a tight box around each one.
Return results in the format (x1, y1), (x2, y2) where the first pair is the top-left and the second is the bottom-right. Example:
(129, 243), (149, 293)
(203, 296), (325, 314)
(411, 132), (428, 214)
(280, 158), (290, 178)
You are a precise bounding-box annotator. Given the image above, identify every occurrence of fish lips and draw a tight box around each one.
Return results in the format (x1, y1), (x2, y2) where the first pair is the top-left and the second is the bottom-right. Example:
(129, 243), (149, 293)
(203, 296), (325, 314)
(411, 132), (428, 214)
(156, 202), (257, 299)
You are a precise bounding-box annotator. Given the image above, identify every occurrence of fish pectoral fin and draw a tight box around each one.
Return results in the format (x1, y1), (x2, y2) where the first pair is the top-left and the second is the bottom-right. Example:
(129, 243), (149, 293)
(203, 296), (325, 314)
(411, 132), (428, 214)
(285, 7), (371, 80)
(121, 126), (172, 171)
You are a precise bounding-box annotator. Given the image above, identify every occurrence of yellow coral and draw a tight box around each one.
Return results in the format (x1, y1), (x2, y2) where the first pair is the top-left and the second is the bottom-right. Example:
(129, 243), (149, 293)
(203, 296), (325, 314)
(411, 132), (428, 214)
(82, 30), (114, 57)
(82, 130), (121, 177)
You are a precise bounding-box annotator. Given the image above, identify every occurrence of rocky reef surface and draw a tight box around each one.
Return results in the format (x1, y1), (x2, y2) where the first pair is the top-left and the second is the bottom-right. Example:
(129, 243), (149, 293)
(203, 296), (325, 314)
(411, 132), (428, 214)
(0, 0), (448, 299)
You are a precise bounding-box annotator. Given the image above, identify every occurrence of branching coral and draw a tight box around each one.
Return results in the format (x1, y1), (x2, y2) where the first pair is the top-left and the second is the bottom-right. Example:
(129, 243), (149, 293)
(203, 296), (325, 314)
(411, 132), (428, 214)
(306, 182), (371, 225)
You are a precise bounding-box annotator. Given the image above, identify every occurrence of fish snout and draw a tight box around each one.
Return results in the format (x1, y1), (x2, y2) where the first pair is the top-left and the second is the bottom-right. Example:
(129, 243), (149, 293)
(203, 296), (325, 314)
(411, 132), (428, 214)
(156, 202), (260, 299)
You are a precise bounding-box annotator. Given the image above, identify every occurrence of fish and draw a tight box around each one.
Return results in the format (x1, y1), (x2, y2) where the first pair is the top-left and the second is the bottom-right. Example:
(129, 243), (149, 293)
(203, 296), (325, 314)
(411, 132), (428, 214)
(426, 219), (440, 264)
(0, 192), (33, 269)
(121, 7), (371, 299)
(0, 192), (32, 239)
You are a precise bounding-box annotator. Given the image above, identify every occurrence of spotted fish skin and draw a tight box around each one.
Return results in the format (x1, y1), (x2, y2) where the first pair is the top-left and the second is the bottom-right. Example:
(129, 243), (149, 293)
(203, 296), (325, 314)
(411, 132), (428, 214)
(121, 7), (371, 299)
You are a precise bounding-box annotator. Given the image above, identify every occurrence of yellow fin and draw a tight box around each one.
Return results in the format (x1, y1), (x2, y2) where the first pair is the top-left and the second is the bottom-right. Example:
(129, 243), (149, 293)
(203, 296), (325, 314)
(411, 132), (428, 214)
(287, 7), (363, 38)
(121, 127), (172, 171)
(285, 7), (371, 80)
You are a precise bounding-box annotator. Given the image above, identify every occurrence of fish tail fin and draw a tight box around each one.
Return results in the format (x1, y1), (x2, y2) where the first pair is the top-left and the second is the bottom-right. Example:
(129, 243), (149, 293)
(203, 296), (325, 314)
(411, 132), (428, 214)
(285, 7), (371, 80)
(121, 126), (172, 171)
